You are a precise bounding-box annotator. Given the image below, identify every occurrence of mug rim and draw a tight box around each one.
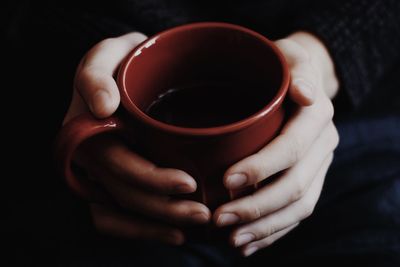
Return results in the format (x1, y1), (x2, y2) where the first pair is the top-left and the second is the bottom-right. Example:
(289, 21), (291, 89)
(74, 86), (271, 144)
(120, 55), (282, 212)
(117, 22), (289, 136)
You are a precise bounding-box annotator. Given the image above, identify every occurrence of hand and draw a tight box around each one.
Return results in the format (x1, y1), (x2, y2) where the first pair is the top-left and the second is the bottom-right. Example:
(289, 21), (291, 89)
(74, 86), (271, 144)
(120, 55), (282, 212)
(213, 32), (340, 256)
(64, 32), (211, 245)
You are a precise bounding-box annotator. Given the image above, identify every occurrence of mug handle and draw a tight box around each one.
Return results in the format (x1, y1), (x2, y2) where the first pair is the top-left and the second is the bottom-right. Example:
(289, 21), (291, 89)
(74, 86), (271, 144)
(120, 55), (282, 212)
(55, 113), (125, 200)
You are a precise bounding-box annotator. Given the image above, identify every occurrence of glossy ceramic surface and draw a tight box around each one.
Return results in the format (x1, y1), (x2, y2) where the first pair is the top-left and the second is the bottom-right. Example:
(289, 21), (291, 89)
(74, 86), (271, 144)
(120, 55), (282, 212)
(56, 22), (289, 218)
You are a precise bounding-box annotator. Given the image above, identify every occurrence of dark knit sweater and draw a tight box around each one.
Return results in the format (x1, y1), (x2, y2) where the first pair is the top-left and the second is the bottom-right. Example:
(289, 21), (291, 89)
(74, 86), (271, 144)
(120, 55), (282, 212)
(7, 0), (400, 116)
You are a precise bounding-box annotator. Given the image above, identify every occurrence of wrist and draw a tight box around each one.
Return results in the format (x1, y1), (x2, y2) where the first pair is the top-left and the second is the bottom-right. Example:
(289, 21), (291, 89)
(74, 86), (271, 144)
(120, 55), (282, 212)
(288, 32), (339, 99)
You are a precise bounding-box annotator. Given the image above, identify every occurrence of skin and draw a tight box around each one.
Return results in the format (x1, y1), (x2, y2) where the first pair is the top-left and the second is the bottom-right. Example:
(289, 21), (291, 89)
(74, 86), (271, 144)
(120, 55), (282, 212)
(63, 31), (339, 255)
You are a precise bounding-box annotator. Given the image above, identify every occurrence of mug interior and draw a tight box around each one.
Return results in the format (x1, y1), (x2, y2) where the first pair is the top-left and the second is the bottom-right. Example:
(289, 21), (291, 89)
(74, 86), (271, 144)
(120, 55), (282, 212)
(119, 23), (285, 129)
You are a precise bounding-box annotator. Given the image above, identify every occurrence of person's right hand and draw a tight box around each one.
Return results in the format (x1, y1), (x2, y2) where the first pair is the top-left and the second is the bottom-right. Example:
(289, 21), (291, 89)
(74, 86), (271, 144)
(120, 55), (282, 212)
(63, 32), (211, 245)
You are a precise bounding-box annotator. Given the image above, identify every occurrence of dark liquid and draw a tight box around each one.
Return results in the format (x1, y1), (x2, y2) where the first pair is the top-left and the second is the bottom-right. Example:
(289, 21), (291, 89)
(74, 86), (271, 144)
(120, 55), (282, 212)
(146, 83), (272, 128)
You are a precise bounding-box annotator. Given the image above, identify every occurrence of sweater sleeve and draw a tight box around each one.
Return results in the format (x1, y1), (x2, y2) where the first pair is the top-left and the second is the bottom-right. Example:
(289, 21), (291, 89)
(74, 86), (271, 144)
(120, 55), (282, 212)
(292, 0), (400, 108)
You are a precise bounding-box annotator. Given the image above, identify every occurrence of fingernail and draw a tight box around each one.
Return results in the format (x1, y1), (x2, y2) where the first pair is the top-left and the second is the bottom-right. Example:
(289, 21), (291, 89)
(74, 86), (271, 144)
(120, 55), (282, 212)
(90, 89), (111, 116)
(217, 213), (240, 227)
(294, 79), (314, 102)
(234, 233), (255, 247)
(243, 245), (258, 257)
(174, 184), (195, 193)
(191, 212), (210, 223)
(226, 173), (247, 189)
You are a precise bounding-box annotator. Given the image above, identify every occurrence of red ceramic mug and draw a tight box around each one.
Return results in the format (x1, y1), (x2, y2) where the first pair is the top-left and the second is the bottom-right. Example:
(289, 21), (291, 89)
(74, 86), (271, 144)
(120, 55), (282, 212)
(55, 22), (289, 213)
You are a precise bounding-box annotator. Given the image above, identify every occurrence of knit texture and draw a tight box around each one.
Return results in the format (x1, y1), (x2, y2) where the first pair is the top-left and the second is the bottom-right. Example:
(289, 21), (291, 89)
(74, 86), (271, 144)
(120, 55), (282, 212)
(293, 0), (400, 108)
(7, 0), (400, 112)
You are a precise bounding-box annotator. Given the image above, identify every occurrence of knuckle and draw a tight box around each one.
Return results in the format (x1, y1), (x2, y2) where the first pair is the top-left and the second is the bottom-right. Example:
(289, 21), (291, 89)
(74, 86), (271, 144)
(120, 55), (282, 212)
(331, 125), (340, 149)
(300, 198), (316, 219)
(286, 135), (306, 164)
(312, 99), (334, 123)
(262, 224), (278, 238)
(97, 36), (133, 52)
(244, 157), (267, 184)
(97, 37), (118, 49)
(81, 66), (114, 85)
(322, 100), (335, 121)
(275, 38), (294, 49)
(323, 123), (340, 152)
(290, 180), (307, 202)
(241, 195), (262, 221)
(123, 32), (147, 44)
(275, 38), (310, 64)
(286, 38), (310, 61)
(296, 47), (311, 63)
(75, 67), (107, 93)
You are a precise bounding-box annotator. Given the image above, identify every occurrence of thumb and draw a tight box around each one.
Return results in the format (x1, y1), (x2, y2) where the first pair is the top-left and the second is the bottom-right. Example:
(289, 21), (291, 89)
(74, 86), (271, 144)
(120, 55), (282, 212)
(275, 39), (318, 106)
(74, 32), (147, 118)
(76, 68), (120, 119)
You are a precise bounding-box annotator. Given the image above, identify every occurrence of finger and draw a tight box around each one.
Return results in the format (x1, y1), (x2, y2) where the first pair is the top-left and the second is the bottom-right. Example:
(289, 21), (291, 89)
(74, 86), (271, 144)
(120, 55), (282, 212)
(275, 38), (318, 106)
(82, 135), (197, 194)
(241, 223), (299, 257)
(90, 203), (184, 245)
(224, 94), (334, 189)
(290, 63), (319, 106)
(216, 122), (338, 226)
(75, 32), (147, 118)
(96, 169), (211, 225)
(231, 153), (332, 247)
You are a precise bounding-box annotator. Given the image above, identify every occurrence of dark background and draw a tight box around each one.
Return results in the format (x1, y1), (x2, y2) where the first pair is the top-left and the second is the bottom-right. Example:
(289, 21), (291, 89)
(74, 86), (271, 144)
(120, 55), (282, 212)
(3, 1), (400, 266)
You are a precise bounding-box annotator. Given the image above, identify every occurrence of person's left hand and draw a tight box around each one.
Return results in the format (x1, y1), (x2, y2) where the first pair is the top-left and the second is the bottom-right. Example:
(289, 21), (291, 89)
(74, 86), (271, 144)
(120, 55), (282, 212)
(213, 32), (340, 256)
